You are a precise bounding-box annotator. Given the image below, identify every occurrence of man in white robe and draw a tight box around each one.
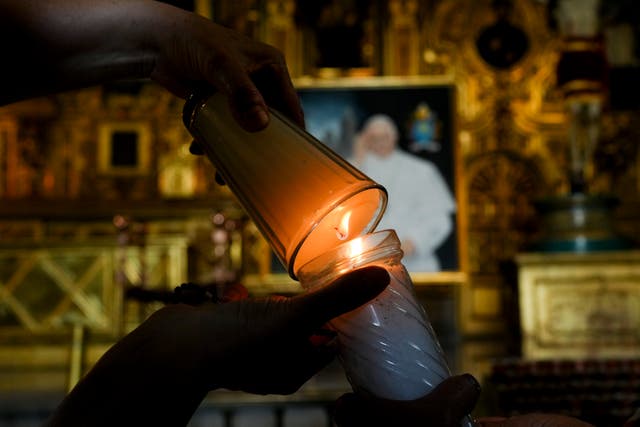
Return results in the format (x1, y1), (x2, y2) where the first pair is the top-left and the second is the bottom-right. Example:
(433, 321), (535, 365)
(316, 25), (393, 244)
(352, 114), (456, 272)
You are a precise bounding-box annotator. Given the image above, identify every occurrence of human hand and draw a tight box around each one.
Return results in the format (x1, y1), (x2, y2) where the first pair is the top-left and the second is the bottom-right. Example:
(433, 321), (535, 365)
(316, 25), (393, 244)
(332, 373), (481, 427)
(148, 3), (304, 131)
(100, 265), (390, 396)
(476, 414), (595, 427)
(1, 1), (303, 132)
(46, 266), (389, 426)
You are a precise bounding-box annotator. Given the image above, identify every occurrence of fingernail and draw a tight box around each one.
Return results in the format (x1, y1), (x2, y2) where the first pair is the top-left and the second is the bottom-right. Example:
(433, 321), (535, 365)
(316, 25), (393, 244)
(236, 101), (269, 131)
(231, 87), (269, 131)
(246, 106), (269, 130)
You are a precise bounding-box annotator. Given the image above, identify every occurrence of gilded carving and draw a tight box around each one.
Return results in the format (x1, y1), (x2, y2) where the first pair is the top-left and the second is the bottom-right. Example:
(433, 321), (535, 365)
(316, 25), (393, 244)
(0, 247), (118, 334)
(518, 251), (640, 359)
(385, 0), (421, 75)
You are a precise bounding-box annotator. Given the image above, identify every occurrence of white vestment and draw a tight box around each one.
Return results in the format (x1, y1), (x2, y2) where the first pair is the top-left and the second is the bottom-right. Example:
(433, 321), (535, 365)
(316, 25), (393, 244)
(356, 149), (456, 272)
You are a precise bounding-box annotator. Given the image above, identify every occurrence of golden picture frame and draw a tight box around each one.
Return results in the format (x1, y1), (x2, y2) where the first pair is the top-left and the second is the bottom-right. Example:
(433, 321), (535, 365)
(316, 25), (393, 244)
(97, 121), (151, 175)
(243, 76), (468, 294)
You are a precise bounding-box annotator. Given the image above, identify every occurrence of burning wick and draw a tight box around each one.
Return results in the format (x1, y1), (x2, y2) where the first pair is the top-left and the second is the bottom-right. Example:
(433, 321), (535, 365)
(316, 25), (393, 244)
(334, 211), (352, 240)
(334, 227), (348, 240)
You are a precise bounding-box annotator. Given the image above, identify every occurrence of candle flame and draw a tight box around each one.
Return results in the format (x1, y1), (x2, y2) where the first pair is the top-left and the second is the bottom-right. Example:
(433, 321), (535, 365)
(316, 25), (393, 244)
(334, 210), (351, 241)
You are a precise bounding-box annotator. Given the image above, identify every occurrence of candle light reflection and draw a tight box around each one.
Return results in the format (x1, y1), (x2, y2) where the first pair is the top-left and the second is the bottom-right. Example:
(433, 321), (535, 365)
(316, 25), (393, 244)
(347, 233), (364, 259)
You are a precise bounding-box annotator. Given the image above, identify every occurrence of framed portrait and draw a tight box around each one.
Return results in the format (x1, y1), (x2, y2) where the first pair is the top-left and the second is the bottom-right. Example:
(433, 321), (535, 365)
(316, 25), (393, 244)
(243, 76), (467, 292)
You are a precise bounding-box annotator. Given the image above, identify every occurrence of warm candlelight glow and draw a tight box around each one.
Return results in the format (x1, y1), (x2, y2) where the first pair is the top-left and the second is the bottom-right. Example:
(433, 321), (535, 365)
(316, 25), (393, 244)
(292, 189), (385, 278)
(335, 210), (352, 240)
(347, 234), (364, 259)
(184, 92), (387, 279)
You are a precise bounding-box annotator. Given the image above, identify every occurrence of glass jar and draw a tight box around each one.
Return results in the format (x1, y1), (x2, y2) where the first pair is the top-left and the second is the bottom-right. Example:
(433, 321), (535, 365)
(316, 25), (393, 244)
(183, 92), (387, 279)
(297, 229), (451, 398)
(298, 230), (475, 426)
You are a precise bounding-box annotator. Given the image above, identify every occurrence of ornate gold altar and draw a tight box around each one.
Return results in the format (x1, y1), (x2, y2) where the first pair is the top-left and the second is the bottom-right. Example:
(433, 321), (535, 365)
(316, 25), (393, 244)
(1, 0), (640, 423)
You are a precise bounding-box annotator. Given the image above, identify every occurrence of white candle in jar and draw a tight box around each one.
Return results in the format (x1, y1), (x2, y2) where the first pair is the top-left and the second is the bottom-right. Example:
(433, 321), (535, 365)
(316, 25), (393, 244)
(298, 229), (451, 400)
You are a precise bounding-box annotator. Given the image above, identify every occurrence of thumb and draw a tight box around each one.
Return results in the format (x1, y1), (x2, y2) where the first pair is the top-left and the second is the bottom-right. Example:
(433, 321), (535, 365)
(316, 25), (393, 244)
(289, 266), (390, 333)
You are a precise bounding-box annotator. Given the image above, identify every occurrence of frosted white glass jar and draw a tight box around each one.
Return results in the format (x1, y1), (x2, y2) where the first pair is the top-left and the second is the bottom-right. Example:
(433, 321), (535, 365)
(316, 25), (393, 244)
(298, 230), (475, 426)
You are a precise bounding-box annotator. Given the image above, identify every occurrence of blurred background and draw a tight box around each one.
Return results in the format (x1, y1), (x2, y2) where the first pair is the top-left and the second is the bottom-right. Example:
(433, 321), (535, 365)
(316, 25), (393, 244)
(1, 0), (640, 425)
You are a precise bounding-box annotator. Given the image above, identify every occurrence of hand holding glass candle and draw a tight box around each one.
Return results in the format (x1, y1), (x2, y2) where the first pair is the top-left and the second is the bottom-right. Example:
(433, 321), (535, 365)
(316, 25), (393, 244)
(183, 93), (475, 426)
